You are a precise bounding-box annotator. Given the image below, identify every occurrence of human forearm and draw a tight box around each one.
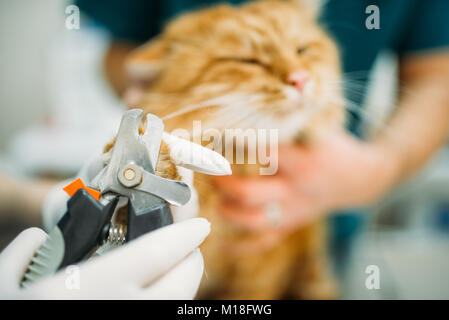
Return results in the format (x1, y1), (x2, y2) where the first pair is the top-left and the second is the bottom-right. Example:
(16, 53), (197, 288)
(371, 52), (449, 186)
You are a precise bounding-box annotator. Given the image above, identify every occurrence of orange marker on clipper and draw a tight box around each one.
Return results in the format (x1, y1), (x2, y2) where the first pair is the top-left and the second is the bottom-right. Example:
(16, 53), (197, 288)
(63, 178), (101, 201)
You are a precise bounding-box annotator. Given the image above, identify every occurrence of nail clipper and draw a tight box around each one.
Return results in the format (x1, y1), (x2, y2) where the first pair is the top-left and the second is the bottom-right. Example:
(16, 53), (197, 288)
(21, 109), (219, 287)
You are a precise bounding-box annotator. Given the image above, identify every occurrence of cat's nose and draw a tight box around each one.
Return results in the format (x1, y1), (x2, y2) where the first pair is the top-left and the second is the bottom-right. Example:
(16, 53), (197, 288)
(287, 71), (310, 92)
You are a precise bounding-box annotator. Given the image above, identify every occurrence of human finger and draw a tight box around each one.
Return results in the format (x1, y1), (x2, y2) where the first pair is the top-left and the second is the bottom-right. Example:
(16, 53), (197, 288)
(79, 218), (210, 286)
(0, 228), (47, 290)
(138, 249), (204, 299)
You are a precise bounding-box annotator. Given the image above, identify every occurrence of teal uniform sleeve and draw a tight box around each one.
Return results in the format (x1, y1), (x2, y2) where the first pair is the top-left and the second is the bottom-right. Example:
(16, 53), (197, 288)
(76, 0), (248, 43)
(396, 0), (449, 55)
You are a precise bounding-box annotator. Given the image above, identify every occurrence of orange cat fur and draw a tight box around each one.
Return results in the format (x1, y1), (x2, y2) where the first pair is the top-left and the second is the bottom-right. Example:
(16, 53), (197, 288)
(124, 0), (345, 299)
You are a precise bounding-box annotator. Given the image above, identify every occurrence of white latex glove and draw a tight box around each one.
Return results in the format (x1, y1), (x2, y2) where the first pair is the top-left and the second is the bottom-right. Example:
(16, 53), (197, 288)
(42, 149), (105, 231)
(0, 218), (210, 299)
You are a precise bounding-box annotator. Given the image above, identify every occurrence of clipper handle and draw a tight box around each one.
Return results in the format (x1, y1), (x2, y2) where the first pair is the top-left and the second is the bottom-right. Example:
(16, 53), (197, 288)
(21, 189), (118, 287)
(126, 202), (173, 242)
(57, 189), (118, 268)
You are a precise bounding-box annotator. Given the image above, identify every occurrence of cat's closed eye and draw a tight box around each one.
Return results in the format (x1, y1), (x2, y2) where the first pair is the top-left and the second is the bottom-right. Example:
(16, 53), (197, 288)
(219, 57), (271, 70)
(238, 58), (261, 65)
(296, 46), (308, 55)
(236, 57), (273, 72)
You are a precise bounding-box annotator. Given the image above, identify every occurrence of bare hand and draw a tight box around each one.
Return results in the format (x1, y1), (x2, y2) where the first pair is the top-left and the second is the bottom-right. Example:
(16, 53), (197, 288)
(213, 131), (399, 253)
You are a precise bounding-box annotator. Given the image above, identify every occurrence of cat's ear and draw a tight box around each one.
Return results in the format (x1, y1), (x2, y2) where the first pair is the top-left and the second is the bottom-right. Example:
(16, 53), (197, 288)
(291, 0), (326, 17)
(125, 38), (168, 81)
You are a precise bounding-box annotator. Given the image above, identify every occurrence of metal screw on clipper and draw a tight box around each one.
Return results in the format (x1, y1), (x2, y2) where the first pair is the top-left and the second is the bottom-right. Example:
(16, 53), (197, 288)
(118, 163), (143, 188)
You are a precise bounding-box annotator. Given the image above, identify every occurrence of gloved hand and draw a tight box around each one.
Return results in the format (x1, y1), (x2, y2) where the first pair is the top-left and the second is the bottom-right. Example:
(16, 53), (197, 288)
(0, 218), (210, 299)
(5, 131), (230, 299)
(42, 132), (230, 231)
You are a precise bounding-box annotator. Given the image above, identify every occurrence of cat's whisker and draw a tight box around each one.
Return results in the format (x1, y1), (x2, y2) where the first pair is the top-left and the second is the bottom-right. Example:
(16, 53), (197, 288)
(159, 91), (269, 134)
(161, 93), (250, 120)
(342, 70), (372, 78)
(208, 94), (267, 129)
(336, 98), (401, 141)
(325, 80), (367, 93)
(344, 100), (412, 146)
(206, 100), (245, 126)
(233, 99), (271, 129)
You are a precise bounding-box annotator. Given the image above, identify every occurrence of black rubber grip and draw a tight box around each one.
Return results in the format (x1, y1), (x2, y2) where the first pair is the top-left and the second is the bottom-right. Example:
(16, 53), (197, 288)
(126, 202), (173, 242)
(57, 189), (118, 269)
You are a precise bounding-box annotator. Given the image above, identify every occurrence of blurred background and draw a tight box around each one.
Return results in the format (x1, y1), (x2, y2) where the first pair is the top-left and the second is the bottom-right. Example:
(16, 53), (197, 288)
(0, 0), (124, 246)
(1, 0), (449, 299)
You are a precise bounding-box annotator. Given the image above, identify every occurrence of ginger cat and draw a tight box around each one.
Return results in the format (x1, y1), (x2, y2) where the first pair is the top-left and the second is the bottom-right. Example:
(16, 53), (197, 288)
(122, 0), (345, 299)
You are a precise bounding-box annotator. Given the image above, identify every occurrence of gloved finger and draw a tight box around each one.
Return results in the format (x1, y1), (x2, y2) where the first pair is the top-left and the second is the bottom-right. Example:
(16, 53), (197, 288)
(0, 228), (47, 289)
(41, 179), (70, 231)
(138, 249), (204, 300)
(77, 149), (108, 183)
(162, 132), (231, 176)
(80, 218), (210, 287)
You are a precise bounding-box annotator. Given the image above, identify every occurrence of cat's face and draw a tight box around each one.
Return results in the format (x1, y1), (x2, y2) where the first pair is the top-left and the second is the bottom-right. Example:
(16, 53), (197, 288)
(127, 0), (344, 141)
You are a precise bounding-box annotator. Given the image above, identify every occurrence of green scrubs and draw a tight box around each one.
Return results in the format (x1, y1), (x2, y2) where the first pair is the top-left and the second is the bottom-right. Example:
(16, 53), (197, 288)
(77, 0), (449, 131)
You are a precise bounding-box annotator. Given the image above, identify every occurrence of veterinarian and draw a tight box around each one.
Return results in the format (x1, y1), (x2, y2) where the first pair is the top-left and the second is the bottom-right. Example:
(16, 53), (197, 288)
(213, 0), (449, 271)
(73, 0), (449, 272)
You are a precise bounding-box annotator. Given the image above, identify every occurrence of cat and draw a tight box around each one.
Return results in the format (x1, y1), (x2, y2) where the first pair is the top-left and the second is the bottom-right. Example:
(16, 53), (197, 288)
(121, 0), (345, 299)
